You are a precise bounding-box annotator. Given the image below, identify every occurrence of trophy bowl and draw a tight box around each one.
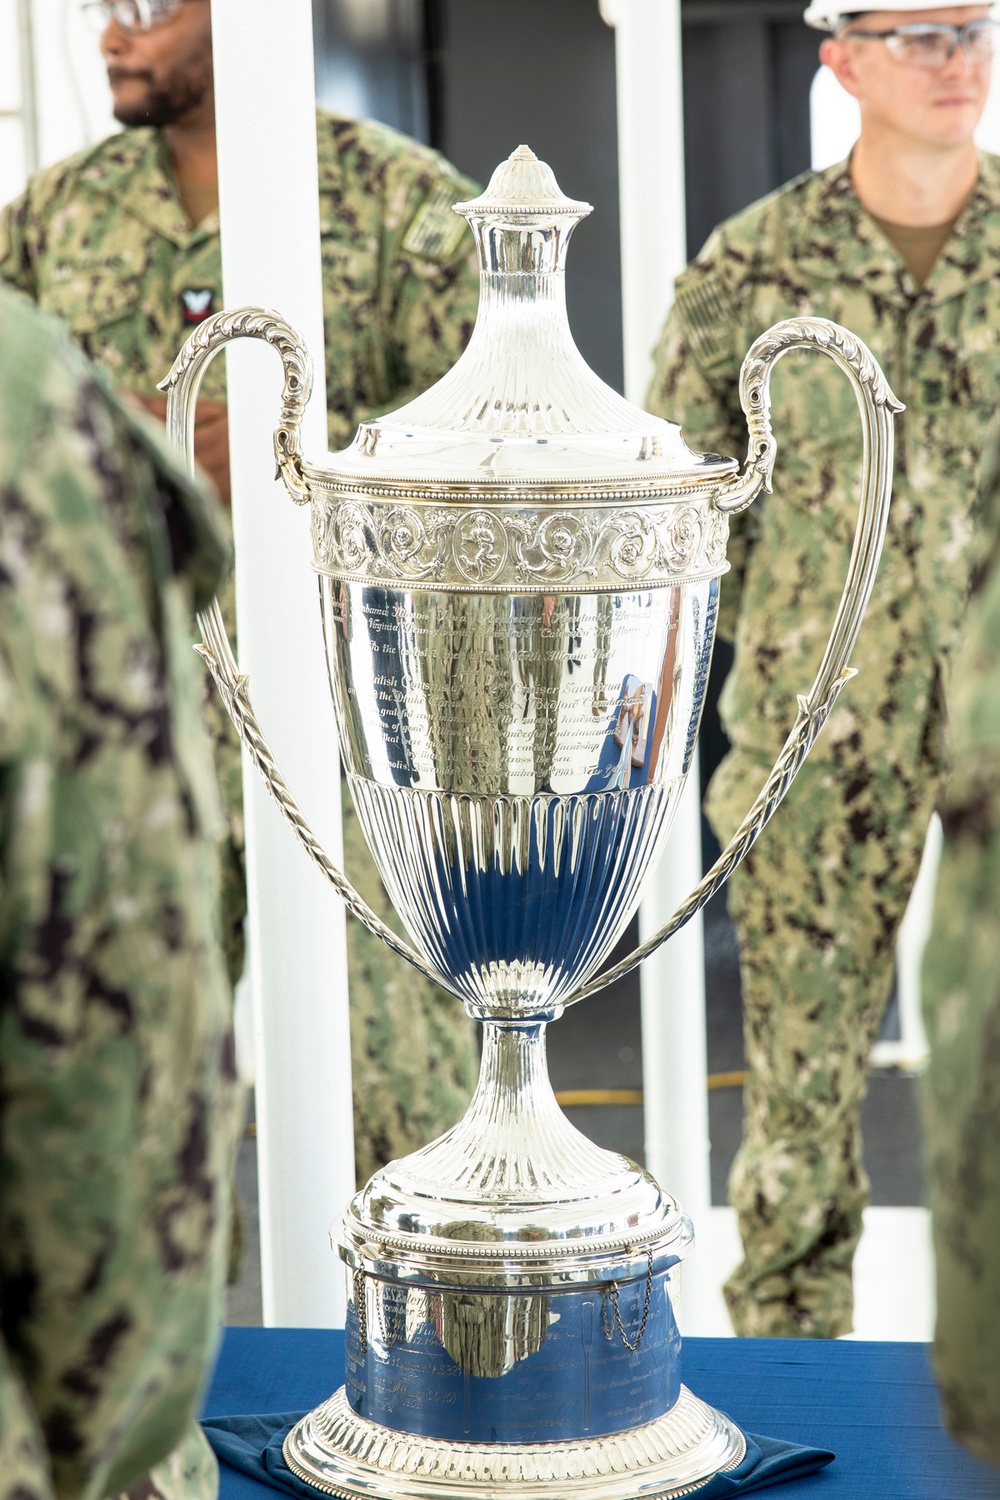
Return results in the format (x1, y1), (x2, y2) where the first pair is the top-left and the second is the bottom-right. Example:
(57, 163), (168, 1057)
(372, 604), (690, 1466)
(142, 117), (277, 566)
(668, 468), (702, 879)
(165, 146), (899, 1498)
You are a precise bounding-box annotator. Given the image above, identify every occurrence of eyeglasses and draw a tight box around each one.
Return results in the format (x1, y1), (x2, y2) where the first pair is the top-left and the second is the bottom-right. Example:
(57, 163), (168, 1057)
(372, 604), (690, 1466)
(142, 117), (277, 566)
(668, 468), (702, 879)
(842, 18), (997, 69)
(81, 0), (195, 34)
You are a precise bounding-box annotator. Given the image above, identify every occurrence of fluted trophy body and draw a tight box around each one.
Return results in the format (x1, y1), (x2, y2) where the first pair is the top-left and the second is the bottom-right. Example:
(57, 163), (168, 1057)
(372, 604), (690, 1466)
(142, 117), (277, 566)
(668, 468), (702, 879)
(164, 145), (900, 1498)
(325, 581), (713, 1018)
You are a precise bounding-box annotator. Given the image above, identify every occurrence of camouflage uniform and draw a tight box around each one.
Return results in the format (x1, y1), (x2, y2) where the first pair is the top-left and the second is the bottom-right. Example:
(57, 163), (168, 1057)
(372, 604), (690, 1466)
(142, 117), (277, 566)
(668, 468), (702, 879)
(921, 434), (1000, 1469)
(0, 112), (481, 1184)
(0, 286), (239, 1498)
(647, 156), (1000, 1337)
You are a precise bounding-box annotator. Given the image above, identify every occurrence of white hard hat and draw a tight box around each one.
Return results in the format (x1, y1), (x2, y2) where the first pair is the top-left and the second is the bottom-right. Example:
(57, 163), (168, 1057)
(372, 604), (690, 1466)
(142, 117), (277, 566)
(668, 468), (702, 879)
(805, 0), (992, 30)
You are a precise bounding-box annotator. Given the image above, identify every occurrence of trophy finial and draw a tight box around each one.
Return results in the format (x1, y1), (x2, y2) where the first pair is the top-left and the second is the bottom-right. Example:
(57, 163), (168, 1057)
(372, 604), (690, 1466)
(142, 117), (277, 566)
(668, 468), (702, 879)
(455, 144), (592, 222)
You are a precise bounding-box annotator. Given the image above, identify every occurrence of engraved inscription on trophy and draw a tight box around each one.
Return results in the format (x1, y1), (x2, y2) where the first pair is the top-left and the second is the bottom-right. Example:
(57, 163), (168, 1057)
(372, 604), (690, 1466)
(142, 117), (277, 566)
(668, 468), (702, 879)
(325, 583), (702, 798)
(345, 1274), (681, 1445)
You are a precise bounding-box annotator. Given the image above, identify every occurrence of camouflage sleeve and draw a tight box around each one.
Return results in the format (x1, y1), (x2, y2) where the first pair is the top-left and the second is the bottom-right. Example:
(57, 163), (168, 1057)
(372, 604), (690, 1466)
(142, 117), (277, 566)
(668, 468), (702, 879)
(645, 252), (753, 641)
(922, 546), (1000, 1468)
(968, 405), (1000, 599)
(378, 151), (481, 405)
(0, 187), (39, 299)
(0, 293), (237, 1499)
(0, 1337), (54, 1500)
(0, 154), (79, 302)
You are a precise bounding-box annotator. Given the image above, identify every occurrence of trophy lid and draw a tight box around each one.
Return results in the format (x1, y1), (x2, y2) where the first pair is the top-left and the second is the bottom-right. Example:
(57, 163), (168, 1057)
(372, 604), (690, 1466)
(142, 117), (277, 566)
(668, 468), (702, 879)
(320, 146), (730, 494)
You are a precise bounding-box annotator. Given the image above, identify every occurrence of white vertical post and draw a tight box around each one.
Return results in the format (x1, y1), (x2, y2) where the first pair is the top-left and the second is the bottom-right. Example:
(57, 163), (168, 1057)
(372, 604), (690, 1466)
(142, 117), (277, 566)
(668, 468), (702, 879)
(870, 814), (937, 1070)
(0, 3), (26, 207)
(608, 0), (714, 1329)
(611, 0), (686, 402)
(16, 0), (39, 175)
(213, 0), (354, 1327)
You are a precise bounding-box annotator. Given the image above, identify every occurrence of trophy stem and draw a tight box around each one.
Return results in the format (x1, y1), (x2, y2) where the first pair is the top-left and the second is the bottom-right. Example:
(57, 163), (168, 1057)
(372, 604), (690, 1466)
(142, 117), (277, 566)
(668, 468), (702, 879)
(408, 1012), (651, 1209)
(469, 1017), (559, 1135)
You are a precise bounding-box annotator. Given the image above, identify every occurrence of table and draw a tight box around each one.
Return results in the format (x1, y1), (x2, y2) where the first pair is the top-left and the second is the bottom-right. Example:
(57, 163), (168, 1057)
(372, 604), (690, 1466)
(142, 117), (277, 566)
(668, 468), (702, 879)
(203, 1329), (1000, 1498)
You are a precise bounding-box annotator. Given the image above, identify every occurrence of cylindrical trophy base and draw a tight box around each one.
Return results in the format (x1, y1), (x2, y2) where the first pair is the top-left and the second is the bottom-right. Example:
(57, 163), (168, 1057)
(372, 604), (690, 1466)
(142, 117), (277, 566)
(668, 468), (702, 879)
(282, 1385), (745, 1500)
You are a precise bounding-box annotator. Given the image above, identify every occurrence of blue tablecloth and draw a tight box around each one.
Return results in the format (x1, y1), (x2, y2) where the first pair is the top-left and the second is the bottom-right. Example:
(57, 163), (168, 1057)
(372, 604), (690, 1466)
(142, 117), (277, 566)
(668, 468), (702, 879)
(203, 1328), (1000, 1499)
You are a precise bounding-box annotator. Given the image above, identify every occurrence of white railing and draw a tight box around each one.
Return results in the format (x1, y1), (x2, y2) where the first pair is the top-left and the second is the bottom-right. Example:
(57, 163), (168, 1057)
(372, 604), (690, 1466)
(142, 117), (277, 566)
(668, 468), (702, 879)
(605, 0), (717, 1333)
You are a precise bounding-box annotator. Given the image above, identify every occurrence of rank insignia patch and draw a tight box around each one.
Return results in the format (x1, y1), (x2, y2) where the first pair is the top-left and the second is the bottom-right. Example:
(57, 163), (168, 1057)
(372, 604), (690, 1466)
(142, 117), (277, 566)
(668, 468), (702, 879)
(181, 287), (215, 324)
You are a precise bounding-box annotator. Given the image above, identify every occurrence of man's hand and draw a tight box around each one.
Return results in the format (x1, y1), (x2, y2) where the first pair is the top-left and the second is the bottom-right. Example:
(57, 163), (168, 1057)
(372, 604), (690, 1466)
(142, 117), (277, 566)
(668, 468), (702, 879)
(129, 392), (232, 508)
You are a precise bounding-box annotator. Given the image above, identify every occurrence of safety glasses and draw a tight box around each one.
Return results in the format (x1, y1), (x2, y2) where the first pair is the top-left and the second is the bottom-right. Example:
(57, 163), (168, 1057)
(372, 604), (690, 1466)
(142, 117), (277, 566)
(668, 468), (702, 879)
(842, 17), (998, 69)
(81, 0), (196, 35)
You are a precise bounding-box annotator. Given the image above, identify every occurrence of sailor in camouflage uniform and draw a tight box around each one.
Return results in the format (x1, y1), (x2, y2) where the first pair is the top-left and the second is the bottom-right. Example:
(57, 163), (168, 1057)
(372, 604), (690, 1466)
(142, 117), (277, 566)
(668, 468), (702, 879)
(0, 283), (239, 1498)
(0, 0), (481, 1186)
(921, 436), (1000, 1468)
(648, 0), (1000, 1336)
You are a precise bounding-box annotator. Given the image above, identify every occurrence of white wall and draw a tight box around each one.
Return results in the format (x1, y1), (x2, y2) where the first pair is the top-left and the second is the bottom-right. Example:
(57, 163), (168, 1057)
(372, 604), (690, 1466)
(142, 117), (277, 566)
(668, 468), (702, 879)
(3, 0), (116, 207)
(34, 0), (117, 161)
(979, 59), (1000, 150)
(809, 64), (860, 170)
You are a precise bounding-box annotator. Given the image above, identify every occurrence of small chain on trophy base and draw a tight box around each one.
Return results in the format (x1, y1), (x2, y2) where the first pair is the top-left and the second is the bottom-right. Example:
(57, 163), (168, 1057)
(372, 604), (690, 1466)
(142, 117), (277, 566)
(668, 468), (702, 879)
(282, 1386), (745, 1500)
(602, 1244), (655, 1351)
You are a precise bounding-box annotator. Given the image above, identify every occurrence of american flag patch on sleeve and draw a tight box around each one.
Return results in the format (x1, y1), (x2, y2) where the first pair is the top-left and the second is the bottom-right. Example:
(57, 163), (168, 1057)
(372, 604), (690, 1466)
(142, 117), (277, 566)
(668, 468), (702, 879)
(401, 182), (469, 261)
(673, 272), (736, 370)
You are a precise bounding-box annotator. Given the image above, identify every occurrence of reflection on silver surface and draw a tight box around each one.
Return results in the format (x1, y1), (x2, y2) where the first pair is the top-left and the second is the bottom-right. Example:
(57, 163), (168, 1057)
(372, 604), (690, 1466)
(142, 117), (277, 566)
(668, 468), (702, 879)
(325, 585), (705, 797)
(163, 142), (898, 1499)
(325, 582), (714, 1015)
(344, 1265), (683, 1441)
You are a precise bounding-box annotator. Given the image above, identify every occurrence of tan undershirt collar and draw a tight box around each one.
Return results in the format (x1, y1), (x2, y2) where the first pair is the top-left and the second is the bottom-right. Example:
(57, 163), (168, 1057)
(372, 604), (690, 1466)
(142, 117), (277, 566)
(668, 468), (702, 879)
(869, 212), (960, 290)
(175, 174), (220, 231)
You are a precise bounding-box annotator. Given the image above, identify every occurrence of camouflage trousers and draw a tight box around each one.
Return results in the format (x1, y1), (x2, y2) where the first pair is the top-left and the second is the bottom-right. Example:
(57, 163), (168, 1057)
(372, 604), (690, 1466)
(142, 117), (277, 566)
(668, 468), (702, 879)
(2, 1301), (219, 1500)
(921, 784), (1000, 1467)
(118, 1423), (217, 1500)
(0, 1344), (55, 1500)
(705, 742), (940, 1338)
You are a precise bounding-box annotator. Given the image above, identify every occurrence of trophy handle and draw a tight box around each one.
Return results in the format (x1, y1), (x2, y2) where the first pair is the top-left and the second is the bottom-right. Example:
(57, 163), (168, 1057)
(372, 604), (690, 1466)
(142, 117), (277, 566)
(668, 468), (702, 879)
(567, 316), (903, 1008)
(160, 304), (315, 503)
(160, 307), (452, 992)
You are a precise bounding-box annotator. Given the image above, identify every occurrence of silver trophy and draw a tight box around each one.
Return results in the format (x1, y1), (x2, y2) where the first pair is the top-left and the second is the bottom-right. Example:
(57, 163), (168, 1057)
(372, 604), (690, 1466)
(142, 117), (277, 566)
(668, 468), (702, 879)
(165, 147), (899, 1498)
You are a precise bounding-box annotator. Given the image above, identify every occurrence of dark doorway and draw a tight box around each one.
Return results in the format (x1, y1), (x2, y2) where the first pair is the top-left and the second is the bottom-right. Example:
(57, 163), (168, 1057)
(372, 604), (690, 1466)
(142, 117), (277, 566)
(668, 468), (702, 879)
(422, 0), (822, 405)
(312, 0), (430, 142)
(313, 0), (823, 400)
(681, 0), (821, 258)
(423, 0), (623, 391)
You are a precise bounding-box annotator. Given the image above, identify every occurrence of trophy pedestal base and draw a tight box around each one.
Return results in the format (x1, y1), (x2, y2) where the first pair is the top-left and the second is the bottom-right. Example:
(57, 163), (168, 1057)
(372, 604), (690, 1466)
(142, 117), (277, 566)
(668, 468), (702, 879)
(283, 1385), (746, 1500)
